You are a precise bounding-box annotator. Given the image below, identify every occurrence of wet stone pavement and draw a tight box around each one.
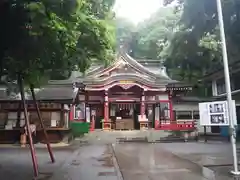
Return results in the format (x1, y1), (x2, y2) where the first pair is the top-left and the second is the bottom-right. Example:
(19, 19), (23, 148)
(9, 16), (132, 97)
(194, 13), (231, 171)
(0, 146), (76, 180)
(0, 144), (121, 180)
(1, 141), (240, 179)
(113, 143), (208, 180)
(157, 142), (240, 180)
(50, 144), (121, 180)
(113, 142), (240, 180)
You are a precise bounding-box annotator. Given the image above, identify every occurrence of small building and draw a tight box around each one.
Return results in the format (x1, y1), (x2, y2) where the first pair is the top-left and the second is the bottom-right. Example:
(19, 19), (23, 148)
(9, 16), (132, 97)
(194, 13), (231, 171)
(0, 86), (75, 143)
(203, 60), (240, 134)
(172, 96), (212, 134)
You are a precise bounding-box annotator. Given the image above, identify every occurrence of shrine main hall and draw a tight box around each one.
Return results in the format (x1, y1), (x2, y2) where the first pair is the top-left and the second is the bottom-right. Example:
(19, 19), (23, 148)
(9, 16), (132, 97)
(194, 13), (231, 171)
(46, 51), (196, 131)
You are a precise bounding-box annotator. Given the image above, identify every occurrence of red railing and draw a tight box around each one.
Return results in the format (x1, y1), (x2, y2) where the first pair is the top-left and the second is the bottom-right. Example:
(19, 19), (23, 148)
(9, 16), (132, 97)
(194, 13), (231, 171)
(155, 120), (196, 131)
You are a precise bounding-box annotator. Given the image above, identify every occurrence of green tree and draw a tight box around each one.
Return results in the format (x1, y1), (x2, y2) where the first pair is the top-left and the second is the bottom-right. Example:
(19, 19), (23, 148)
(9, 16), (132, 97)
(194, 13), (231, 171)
(134, 7), (181, 59)
(1, 0), (116, 84)
(114, 7), (181, 61)
(163, 0), (240, 82)
(0, 1), (116, 176)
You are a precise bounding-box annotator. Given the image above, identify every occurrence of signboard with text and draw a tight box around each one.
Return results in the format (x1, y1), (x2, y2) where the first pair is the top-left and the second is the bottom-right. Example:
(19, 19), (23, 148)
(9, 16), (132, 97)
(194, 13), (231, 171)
(199, 100), (237, 126)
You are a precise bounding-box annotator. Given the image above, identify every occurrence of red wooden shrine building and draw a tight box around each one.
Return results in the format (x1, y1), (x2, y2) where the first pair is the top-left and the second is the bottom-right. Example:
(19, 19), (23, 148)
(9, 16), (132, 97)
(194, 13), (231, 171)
(48, 52), (195, 131)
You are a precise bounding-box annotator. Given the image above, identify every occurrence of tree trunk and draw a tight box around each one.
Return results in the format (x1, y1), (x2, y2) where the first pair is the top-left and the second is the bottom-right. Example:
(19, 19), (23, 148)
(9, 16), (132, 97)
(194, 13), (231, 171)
(30, 84), (55, 163)
(16, 101), (21, 128)
(18, 74), (39, 177)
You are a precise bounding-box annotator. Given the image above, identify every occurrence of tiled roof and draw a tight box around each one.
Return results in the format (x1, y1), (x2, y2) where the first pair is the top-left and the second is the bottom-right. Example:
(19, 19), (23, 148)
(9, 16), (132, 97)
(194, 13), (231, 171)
(35, 87), (76, 101)
(173, 96), (213, 102)
(0, 89), (8, 100)
(0, 86), (76, 101)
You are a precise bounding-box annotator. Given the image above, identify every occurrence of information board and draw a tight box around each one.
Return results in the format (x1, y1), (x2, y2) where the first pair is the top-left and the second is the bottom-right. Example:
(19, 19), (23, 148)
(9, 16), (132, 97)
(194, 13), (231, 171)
(199, 100), (237, 126)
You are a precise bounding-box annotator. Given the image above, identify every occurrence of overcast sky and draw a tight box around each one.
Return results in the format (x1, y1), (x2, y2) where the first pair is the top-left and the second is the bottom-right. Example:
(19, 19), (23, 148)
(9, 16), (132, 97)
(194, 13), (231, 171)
(114, 0), (163, 24)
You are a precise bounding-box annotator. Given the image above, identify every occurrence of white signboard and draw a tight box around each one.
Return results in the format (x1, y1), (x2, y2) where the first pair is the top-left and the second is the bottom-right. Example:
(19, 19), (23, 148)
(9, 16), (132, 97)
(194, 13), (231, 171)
(138, 115), (148, 122)
(199, 100), (237, 126)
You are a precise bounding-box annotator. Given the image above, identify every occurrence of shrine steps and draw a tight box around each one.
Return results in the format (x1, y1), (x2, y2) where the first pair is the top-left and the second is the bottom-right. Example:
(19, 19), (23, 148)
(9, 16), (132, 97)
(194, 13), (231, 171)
(78, 130), (172, 144)
(155, 136), (196, 143)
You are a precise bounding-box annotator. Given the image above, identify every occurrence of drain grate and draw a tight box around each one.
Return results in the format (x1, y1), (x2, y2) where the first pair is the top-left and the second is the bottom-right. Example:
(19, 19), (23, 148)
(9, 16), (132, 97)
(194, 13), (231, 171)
(116, 137), (148, 143)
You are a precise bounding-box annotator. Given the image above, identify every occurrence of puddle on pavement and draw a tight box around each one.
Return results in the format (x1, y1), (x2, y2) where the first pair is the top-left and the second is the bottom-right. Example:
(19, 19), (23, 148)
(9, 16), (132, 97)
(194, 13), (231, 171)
(92, 145), (114, 167)
(179, 153), (230, 166)
(202, 165), (240, 180)
(96, 156), (114, 167)
(202, 166), (216, 179)
(70, 160), (81, 166)
(98, 171), (117, 176)
(35, 172), (53, 180)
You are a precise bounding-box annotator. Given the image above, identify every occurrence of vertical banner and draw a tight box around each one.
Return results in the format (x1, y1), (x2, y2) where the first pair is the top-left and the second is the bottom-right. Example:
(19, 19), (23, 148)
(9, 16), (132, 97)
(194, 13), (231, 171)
(86, 107), (90, 123)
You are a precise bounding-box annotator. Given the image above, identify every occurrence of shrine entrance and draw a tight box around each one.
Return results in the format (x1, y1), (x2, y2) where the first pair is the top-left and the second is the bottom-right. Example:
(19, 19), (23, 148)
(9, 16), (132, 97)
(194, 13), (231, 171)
(90, 104), (104, 129)
(109, 102), (141, 130)
(106, 84), (143, 130)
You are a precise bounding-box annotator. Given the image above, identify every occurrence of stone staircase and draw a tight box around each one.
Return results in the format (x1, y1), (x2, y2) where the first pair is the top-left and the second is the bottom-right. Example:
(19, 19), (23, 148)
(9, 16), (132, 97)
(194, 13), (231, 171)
(77, 130), (172, 144)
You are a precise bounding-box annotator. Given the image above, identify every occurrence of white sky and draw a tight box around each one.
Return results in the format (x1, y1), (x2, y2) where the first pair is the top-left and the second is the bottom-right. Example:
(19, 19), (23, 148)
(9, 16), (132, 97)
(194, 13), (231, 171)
(114, 0), (163, 24)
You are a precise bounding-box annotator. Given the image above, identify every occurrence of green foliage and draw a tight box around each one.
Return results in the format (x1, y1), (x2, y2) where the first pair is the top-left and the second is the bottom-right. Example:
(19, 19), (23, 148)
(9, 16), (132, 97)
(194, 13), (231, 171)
(162, 0), (240, 83)
(114, 7), (181, 60)
(113, 1), (221, 96)
(0, 0), (116, 88)
(135, 7), (181, 59)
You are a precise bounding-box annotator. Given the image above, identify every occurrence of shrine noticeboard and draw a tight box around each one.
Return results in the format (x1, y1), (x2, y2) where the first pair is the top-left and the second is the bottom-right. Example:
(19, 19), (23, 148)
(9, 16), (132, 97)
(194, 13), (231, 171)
(199, 100), (237, 126)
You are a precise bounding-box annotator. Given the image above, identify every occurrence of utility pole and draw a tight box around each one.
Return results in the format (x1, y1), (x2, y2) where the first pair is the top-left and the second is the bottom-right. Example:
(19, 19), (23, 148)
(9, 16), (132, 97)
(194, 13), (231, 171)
(216, 0), (240, 175)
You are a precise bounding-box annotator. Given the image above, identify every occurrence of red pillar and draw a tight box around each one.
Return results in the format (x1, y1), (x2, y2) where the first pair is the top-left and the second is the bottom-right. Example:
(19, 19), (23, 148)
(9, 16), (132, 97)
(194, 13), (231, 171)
(103, 91), (109, 129)
(69, 105), (74, 121)
(141, 91), (145, 118)
(155, 103), (160, 130)
(90, 115), (95, 132)
(168, 90), (174, 121)
(85, 91), (89, 123)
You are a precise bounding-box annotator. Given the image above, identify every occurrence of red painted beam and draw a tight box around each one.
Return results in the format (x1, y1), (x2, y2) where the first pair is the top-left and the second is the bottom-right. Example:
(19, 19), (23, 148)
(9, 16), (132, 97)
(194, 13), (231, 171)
(69, 105), (74, 121)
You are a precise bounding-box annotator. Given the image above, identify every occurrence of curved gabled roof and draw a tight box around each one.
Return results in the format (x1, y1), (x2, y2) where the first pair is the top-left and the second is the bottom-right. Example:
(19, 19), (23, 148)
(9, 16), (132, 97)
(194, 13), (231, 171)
(83, 73), (169, 88)
(86, 52), (171, 80)
(122, 53), (170, 79)
(47, 51), (191, 90)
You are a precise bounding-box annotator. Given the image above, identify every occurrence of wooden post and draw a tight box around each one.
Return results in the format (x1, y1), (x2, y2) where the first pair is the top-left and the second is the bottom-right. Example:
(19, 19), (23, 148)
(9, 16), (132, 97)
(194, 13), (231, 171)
(16, 101), (21, 128)
(20, 133), (26, 147)
(90, 114), (95, 132)
(184, 132), (189, 142)
(204, 126), (207, 142)
(30, 84), (55, 163)
(18, 75), (38, 177)
(17, 101), (26, 147)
